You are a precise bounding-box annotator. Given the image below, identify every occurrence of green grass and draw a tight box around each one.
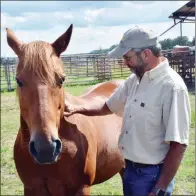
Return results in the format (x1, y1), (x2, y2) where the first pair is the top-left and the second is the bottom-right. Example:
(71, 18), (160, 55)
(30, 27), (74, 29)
(1, 86), (195, 195)
(189, 93), (195, 128)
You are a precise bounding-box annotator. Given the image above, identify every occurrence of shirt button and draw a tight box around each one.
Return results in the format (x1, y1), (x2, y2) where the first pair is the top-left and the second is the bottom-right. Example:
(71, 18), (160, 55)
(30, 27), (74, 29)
(121, 146), (124, 150)
(130, 115), (131, 118)
(134, 99), (137, 102)
(126, 131), (128, 134)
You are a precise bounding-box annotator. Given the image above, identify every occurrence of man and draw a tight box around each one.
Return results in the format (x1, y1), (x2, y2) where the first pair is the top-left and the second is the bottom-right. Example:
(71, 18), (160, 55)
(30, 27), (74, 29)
(64, 26), (191, 196)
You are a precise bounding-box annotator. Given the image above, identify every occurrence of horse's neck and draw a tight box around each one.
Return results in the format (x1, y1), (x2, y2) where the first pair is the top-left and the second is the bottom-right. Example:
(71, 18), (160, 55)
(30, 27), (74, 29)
(64, 92), (86, 106)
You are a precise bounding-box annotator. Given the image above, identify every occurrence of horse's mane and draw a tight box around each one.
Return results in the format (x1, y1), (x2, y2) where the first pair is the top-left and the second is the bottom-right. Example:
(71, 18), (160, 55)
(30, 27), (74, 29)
(16, 41), (65, 85)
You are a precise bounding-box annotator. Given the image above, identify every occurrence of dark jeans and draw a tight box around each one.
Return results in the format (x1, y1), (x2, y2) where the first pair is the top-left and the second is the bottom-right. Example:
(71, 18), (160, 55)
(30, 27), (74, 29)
(123, 160), (174, 196)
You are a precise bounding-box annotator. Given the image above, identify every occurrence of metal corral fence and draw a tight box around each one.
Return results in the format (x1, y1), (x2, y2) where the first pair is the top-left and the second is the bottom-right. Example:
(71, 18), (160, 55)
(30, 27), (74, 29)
(0, 53), (195, 92)
(162, 50), (195, 84)
(0, 54), (130, 92)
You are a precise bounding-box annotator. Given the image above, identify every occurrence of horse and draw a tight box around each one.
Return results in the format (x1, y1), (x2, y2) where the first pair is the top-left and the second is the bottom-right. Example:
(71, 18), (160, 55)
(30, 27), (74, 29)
(6, 24), (125, 196)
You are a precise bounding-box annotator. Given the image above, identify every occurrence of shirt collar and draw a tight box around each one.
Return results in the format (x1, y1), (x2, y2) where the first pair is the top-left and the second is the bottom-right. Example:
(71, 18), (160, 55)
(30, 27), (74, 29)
(144, 57), (169, 80)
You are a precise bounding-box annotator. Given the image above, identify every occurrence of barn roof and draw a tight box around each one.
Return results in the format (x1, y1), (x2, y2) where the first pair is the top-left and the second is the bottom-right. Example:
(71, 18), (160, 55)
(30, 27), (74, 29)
(169, 0), (195, 21)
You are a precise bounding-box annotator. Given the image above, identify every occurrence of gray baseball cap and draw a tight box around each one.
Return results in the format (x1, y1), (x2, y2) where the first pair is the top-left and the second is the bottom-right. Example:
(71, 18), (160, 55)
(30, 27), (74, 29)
(108, 26), (159, 58)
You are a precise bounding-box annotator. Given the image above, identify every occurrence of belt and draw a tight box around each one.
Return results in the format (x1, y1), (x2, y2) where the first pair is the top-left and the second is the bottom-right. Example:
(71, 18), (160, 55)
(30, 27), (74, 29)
(125, 159), (159, 168)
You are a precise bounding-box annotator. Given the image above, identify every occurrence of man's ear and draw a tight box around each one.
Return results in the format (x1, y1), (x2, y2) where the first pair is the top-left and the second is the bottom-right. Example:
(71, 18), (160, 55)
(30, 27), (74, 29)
(142, 49), (151, 60)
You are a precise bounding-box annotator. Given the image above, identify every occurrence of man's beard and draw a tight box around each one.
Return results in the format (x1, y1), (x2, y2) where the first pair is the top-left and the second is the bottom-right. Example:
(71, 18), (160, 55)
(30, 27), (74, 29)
(130, 65), (146, 78)
(129, 55), (148, 78)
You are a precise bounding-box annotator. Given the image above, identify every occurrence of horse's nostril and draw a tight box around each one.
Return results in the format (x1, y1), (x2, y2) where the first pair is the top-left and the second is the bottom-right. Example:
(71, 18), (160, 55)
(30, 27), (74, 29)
(54, 139), (62, 156)
(29, 141), (37, 157)
(29, 138), (62, 163)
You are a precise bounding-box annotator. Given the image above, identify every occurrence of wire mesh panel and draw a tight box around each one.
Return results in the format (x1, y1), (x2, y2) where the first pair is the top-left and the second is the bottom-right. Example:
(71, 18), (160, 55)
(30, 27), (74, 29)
(167, 54), (195, 84)
(61, 54), (130, 85)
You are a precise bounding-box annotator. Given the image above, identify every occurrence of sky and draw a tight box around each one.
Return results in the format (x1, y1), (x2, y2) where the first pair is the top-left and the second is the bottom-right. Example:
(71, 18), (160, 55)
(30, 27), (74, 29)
(1, 1), (195, 57)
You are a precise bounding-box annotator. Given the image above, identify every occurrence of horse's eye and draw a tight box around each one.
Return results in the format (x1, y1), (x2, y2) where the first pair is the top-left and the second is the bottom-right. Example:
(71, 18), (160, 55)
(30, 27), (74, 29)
(16, 78), (23, 87)
(59, 77), (65, 85)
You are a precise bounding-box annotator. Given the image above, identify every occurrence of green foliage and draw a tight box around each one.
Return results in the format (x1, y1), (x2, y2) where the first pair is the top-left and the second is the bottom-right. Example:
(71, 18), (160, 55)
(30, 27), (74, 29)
(160, 36), (194, 50)
(160, 38), (173, 50)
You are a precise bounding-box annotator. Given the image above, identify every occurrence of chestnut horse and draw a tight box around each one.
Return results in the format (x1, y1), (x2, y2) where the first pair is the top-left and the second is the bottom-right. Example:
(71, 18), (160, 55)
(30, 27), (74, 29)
(6, 24), (125, 196)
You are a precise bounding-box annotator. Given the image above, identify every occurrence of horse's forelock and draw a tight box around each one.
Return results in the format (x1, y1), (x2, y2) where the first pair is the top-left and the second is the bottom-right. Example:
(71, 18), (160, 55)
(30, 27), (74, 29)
(16, 41), (65, 85)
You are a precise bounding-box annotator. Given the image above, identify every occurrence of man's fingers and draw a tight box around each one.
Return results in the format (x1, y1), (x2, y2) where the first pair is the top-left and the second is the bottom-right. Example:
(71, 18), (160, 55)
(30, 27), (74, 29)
(64, 112), (72, 116)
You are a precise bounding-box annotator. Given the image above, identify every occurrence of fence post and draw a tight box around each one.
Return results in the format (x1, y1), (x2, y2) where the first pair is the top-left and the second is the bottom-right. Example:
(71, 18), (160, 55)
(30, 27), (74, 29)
(120, 60), (123, 77)
(103, 57), (106, 80)
(87, 57), (89, 77)
(69, 57), (72, 74)
(5, 60), (12, 91)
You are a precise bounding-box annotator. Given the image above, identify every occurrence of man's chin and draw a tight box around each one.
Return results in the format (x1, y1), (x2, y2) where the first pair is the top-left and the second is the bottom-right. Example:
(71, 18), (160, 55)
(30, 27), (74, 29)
(129, 67), (144, 78)
(129, 67), (136, 73)
(128, 65), (134, 71)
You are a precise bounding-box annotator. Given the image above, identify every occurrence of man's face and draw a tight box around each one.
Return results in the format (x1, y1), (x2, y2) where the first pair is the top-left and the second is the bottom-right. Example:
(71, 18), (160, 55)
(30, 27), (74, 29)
(123, 49), (148, 78)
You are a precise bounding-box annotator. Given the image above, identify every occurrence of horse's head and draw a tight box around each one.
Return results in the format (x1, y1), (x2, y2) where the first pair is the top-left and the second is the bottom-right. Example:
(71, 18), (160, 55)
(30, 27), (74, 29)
(6, 25), (73, 164)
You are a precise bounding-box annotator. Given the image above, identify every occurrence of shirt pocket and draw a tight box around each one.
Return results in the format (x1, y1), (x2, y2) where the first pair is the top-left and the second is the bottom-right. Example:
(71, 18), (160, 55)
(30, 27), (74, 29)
(143, 104), (163, 141)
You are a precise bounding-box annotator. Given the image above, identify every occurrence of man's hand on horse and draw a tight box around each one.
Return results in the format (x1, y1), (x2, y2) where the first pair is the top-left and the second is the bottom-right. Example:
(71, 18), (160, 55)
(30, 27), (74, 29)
(64, 100), (76, 116)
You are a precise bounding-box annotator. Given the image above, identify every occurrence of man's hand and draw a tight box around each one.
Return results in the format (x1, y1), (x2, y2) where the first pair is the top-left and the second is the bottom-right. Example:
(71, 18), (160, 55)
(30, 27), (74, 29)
(64, 100), (77, 117)
(64, 100), (112, 117)
(64, 110), (75, 117)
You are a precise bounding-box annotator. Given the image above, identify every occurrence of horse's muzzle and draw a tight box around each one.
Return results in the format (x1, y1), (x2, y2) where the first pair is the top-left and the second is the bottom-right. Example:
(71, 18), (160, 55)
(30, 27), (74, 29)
(29, 138), (62, 164)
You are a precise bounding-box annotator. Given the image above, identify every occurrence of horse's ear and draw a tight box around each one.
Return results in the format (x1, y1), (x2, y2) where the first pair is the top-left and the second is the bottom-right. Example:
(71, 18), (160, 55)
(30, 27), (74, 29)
(6, 28), (23, 56)
(52, 24), (73, 57)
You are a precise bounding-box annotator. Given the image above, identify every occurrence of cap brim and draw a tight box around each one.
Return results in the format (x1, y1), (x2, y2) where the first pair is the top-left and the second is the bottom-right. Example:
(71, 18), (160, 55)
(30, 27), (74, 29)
(107, 46), (130, 58)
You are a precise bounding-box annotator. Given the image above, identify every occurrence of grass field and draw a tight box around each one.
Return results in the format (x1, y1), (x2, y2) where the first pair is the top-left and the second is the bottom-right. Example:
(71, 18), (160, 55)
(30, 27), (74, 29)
(1, 85), (195, 195)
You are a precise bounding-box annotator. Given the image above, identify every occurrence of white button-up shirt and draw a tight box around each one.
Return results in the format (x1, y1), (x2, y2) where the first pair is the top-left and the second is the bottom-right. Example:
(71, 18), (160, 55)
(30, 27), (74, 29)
(106, 57), (191, 164)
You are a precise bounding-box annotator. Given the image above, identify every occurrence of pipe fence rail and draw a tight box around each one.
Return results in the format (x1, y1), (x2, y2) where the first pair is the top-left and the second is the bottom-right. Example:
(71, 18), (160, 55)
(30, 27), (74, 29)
(0, 53), (195, 92)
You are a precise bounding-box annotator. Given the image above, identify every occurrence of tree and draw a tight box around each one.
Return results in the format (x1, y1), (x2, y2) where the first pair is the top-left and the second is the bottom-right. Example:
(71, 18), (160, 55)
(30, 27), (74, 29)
(160, 38), (173, 50)
(159, 36), (193, 50)
(172, 36), (190, 46)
